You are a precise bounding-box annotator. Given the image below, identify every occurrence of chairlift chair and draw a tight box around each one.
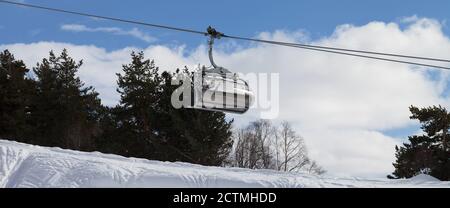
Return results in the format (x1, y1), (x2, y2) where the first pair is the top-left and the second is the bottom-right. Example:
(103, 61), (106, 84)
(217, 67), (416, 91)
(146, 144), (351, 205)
(189, 27), (254, 114)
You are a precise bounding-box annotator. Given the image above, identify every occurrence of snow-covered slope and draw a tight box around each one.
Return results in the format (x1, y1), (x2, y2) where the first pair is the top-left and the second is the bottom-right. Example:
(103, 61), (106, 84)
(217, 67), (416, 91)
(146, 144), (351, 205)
(0, 139), (448, 188)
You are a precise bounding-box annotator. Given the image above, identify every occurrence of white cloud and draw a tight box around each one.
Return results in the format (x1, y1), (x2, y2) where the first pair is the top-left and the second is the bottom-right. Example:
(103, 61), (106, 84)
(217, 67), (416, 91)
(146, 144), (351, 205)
(61, 24), (156, 43)
(400, 15), (420, 23)
(2, 17), (450, 177)
(301, 128), (400, 177)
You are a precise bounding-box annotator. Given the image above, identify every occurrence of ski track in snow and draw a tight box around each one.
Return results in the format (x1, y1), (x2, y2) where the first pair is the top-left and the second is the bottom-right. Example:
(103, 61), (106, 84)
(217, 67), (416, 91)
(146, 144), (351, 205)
(0, 139), (448, 188)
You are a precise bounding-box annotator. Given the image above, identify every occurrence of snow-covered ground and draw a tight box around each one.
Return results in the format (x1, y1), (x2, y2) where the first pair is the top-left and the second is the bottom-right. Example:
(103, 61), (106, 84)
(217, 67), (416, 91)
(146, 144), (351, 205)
(0, 139), (448, 188)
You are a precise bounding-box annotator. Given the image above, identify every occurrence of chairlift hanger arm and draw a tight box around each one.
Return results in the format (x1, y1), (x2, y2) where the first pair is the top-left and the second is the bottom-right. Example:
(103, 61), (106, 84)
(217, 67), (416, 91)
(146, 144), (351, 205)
(208, 37), (219, 69)
(205, 26), (231, 74)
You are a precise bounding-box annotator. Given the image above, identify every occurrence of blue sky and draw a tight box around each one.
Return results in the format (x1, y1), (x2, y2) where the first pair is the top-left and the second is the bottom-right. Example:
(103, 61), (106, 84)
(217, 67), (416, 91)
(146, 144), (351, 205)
(1, 0), (449, 51)
(1, 0), (450, 177)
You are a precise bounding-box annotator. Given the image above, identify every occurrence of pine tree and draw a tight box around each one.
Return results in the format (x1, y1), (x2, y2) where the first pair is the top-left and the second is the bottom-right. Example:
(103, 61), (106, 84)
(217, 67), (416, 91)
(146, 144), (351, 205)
(31, 49), (101, 150)
(390, 105), (450, 180)
(115, 51), (162, 158)
(30, 51), (60, 146)
(0, 50), (34, 141)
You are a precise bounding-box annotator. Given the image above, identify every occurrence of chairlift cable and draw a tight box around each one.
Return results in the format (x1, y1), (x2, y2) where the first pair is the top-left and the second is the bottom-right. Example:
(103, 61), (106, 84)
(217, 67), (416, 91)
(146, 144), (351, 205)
(1, 0), (449, 70)
(0, 0), (207, 35)
(222, 35), (450, 63)
(259, 41), (450, 70)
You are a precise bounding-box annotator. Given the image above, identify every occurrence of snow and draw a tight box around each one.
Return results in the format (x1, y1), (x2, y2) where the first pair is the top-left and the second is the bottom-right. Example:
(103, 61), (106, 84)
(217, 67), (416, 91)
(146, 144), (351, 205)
(409, 174), (441, 182)
(0, 139), (449, 188)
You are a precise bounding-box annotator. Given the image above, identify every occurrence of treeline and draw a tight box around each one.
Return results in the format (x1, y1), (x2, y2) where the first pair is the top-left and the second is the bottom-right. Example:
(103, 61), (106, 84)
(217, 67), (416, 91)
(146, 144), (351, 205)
(0, 49), (324, 174)
(0, 49), (233, 166)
